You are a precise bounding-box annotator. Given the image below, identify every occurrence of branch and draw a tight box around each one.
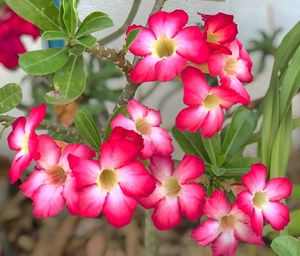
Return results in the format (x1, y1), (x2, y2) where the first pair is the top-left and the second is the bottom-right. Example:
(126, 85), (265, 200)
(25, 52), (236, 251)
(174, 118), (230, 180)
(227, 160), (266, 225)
(98, 0), (142, 45)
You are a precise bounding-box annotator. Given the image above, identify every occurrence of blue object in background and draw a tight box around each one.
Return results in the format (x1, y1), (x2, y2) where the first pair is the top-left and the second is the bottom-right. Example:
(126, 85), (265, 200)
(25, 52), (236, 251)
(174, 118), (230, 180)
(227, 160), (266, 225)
(48, 0), (64, 48)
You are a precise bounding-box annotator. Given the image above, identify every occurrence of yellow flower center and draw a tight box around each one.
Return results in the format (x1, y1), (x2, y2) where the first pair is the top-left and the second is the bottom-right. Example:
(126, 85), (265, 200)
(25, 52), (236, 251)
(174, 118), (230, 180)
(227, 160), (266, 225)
(47, 165), (67, 185)
(21, 133), (29, 154)
(152, 37), (176, 59)
(224, 58), (238, 76)
(207, 32), (220, 44)
(203, 94), (221, 110)
(163, 177), (181, 198)
(252, 191), (269, 211)
(97, 169), (118, 192)
(220, 215), (237, 230)
(135, 118), (152, 135)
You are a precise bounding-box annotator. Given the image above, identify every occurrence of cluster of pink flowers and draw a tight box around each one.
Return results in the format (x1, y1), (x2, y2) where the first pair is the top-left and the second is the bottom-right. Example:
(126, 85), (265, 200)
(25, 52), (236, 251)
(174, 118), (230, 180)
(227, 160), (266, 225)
(6, 10), (293, 256)
(127, 11), (252, 137)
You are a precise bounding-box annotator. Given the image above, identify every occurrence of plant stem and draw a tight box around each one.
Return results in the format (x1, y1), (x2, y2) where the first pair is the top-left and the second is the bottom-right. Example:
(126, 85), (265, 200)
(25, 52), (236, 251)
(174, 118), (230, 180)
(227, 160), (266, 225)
(0, 115), (80, 139)
(98, 0), (142, 45)
(144, 210), (158, 256)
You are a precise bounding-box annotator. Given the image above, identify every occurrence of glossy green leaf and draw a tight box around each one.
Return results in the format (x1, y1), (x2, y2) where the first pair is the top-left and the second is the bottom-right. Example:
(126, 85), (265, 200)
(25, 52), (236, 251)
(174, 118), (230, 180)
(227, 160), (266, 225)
(76, 11), (113, 38)
(19, 48), (69, 76)
(41, 30), (67, 40)
(125, 28), (141, 51)
(223, 157), (260, 177)
(75, 110), (101, 149)
(68, 45), (85, 55)
(0, 83), (22, 113)
(45, 55), (86, 104)
(75, 35), (97, 48)
(5, 0), (60, 31)
(271, 236), (300, 256)
(62, 0), (78, 36)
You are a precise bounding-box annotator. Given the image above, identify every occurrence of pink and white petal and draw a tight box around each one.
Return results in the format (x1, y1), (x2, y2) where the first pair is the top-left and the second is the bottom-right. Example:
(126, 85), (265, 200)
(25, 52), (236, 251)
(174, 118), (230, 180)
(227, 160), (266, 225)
(102, 185), (137, 228)
(236, 59), (253, 82)
(145, 109), (162, 126)
(204, 190), (231, 220)
(139, 184), (165, 208)
(149, 127), (173, 156)
(262, 201), (290, 231)
(25, 104), (46, 132)
(20, 168), (47, 198)
(212, 231), (238, 256)
(251, 209), (264, 236)
(175, 106), (208, 133)
(175, 26), (209, 63)
(130, 55), (158, 83)
(111, 114), (135, 131)
(179, 184), (205, 220)
(181, 67), (210, 106)
(221, 76), (250, 105)
(68, 155), (100, 188)
(149, 155), (174, 182)
(78, 185), (107, 217)
(236, 190), (254, 216)
(264, 178), (292, 201)
(7, 117), (26, 150)
(155, 54), (186, 82)
(174, 155), (205, 183)
(32, 184), (64, 218)
(9, 152), (32, 184)
(242, 163), (267, 194)
(100, 141), (141, 170)
(108, 127), (143, 150)
(28, 132), (40, 160)
(63, 175), (80, 215)
(118, 161), (155, 199)
(36, 135), (61, 170)
(152, 197), (181, 230)
(127, 98), (149, 121)
(148, 10), (188, 38)
(127, 25), (156, 56)
(211, 86), (237, 109)
(208, 54), (227, 77)
(191, 219), (221, 246)
(200, 107), (224, 138)
(234, 220), (264, 245)
(140, 137), (155, 159)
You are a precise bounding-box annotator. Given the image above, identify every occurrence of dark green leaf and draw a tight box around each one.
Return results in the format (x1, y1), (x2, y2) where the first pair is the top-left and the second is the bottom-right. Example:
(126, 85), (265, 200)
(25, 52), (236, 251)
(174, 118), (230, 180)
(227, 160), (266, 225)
(41, 31), (67, 40)
(5, 0), (60, 31)
(68, 45), (85, 55)
(75, 110), (101, 149)
(19, 48), (69, 76)
(62, 0), (78, 36)
(45, 55), (86, 104)
(0, 83), (22, 113)
(271, 236), (300, 256)
(76, 11), (113, 38)
(125, 28), (141, 51)
(75, 35), (97, 48)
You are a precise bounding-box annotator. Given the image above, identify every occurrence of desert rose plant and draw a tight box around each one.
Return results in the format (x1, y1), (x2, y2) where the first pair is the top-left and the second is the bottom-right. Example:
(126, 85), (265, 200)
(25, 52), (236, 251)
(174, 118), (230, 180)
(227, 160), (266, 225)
(0, 0), (300, 255)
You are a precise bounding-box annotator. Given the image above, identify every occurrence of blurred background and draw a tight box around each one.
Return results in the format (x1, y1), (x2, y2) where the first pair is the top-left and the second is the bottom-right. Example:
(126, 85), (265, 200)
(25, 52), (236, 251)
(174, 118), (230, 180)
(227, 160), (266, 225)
(0, 0), (300, 255)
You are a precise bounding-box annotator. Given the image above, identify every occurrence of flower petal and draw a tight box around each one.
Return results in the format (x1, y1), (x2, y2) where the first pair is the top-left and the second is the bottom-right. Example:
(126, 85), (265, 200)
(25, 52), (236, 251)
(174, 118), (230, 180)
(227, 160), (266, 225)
(7, 117), (26, 151)
(200, 107), (224, 138)
(236, 190), (254, 216)
(242, 163), (267, 194)
(191, 219), (221, 246)
(146, 109), (162, 126)
(264, 178), (292, 201)
(149, 155), (173, 182)
(127, 99), (148, 121)
(63, 175), (80, 215)
(130, 55), (158, 83)
(9, 152), (32, 184)
(111, 114), (135, 130)
(212, 231), (238, 256)
(25, 104), (46, 132)
(139, 184), (165, 208)
(149, 127), (173, 156)
(204, 190), (231, 220)
(20, 168), (47, 198)
(234, 220), (264, 245)
(251, 209), (264, 235)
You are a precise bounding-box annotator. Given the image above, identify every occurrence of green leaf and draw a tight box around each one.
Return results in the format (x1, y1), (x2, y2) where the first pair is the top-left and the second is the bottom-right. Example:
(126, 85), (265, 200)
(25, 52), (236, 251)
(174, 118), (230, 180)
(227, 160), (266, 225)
(288, 210), (300, 236)
(75, 110), (101, 149)
(271, 236), (300, 256)
(19, 48), (69, 76)
(75, 35), (97, 48)
(5, 0), (60, 31)
(45, 55), (86, 105)
(125, 28), (141, 51)
(76, 11), (113, 38)
(0, 83), (22, 114)
(68, 45), (85, 55)
(41, 31), (67, 40)
(62, 0), (78, 36)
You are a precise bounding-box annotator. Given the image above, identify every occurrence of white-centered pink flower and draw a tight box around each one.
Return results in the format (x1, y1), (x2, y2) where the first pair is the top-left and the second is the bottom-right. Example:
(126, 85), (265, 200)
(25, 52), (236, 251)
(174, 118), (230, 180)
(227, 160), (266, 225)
(111, 99), (173, 159)
(236, 164), (292, 235)
(191, 190), (264, 256)
(68, 127), (156, 228)
(127, 10), (209, 83)
(7, 104), (46, 183)
(20, 135), (95, 218)
(208, 39), (252, 104)
(175, 67), (237, 138)
(140, 154), (206, 230)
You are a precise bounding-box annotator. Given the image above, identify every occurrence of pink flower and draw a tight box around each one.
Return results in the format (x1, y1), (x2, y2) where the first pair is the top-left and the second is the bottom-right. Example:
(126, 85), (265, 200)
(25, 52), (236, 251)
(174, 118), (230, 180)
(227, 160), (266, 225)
(236, 164), (292, 235)
(191, 190), (264, 256)
(7, 104), (46, 183)
(200, 12), (238, 54)
(127, 10), (209, 83)
(68, 127), (156, 228)
(140, 154), (206, 230)
(208, 39), (252, 104)
(20, 135), (95, 218)
(111, 99), (173, 159)
(175, 67), (237, 138)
